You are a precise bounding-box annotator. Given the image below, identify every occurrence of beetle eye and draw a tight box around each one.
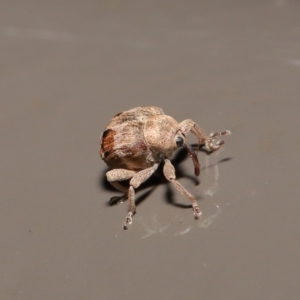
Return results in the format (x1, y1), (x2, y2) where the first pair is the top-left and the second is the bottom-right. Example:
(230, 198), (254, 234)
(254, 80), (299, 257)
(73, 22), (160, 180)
(176, 136), (184, 147)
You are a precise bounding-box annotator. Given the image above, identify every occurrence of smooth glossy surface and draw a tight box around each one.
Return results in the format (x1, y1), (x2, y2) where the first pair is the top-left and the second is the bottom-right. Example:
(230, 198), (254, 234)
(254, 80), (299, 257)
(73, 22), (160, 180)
(1, 1), (300, 299)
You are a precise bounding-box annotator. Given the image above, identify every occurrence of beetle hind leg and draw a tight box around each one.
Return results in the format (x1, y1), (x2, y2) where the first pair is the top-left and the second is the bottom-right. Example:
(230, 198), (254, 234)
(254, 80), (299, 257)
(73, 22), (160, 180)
(106, 169), (136, 229)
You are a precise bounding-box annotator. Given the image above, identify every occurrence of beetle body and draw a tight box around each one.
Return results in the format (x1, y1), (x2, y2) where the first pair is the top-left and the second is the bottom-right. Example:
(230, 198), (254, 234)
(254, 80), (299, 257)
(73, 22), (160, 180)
(99, 106), (231, 229)
(100, 106), (163, 170)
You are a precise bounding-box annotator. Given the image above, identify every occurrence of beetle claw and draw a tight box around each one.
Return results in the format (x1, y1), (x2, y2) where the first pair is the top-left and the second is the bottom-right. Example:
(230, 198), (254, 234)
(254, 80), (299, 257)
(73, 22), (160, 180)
(192, 204), (202, 219)
(123, 212), (134, 230)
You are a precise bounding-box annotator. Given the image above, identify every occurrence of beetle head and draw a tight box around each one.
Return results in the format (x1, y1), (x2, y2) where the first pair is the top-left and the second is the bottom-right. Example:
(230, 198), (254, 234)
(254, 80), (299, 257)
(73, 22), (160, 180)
(144, 115), (200, 176)
(144, 115), (185, 157)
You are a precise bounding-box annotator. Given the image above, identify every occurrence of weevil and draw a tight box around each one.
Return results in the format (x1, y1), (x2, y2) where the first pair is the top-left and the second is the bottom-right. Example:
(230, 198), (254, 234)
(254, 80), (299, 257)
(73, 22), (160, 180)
(99, 106), (231, 229)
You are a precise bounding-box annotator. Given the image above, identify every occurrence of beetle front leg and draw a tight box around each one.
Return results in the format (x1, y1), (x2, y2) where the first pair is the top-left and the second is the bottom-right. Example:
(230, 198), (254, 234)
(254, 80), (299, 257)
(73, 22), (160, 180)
(179, 119), (231, 152)
(163, 159), (201, 219)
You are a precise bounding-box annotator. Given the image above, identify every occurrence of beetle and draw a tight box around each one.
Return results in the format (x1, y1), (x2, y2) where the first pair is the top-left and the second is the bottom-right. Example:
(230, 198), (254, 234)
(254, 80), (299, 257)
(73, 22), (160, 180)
(99, 106), (231, 229)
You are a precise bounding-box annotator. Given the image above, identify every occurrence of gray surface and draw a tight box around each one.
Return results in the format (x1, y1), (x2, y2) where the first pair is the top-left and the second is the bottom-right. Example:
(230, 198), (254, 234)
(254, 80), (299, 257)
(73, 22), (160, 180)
(1, 1), (300, 299)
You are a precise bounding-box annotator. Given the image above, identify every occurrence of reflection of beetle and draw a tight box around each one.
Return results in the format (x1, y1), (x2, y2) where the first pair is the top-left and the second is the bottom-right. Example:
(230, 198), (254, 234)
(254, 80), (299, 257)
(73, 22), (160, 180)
(100, 106), (231, 229)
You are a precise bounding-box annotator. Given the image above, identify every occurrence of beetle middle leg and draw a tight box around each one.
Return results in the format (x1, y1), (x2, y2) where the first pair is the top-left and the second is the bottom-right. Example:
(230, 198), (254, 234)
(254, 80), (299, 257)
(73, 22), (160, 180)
(106, 169), (136, 202)
(106, 164), (159, 229)
(122, 163), (159, 229)
(163, 158), (201, 219)
(108, 181), (130, 205)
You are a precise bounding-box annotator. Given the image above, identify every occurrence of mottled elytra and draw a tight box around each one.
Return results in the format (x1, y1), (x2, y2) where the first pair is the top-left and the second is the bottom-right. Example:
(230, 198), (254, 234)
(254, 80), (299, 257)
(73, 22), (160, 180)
(99, 106), (231, 229)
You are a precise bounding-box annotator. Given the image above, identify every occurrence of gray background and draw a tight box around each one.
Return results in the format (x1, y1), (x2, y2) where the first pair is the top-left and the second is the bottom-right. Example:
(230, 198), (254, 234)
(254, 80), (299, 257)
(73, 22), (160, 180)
(1, 1), (300, 299)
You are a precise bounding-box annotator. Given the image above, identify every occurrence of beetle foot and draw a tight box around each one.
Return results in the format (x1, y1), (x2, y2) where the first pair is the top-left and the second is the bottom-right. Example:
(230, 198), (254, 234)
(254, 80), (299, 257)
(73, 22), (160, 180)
(192, 204), (202, 219)
(206, 130), (231, 152)
(123, 212), (134, 230)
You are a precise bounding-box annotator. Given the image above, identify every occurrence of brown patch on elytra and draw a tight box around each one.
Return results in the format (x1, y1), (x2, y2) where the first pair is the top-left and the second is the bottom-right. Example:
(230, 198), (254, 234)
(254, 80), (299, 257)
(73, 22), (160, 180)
(100, 129), (116, 158)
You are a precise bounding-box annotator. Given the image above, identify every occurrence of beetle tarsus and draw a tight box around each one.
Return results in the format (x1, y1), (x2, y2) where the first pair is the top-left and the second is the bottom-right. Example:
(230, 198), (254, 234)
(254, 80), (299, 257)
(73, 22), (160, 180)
(193, 204), (202, 219)
(123, 212), (134, 230)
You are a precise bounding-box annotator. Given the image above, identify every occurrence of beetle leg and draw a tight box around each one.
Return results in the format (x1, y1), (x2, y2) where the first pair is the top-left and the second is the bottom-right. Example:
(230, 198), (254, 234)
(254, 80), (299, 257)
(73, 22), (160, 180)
(106, 169), (137, 183)
(106, 169), (138, 229)
(107, 165), (159, 229)
(108, 182), (129, 204)
(123, 186), (135, 229)
(179, 119), (231, 152)
(106, 169), (136, 192)
(108, 181), (128, 194)
(106, 168), (136, 203)
(179, 119), (208, 144)
(122, 163), (159, 229)
(163, 159), (201, 219)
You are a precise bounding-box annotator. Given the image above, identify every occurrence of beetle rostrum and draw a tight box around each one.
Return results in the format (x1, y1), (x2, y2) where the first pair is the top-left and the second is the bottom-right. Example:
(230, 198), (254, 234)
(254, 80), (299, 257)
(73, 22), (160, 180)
(99, 106), (231, 229)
